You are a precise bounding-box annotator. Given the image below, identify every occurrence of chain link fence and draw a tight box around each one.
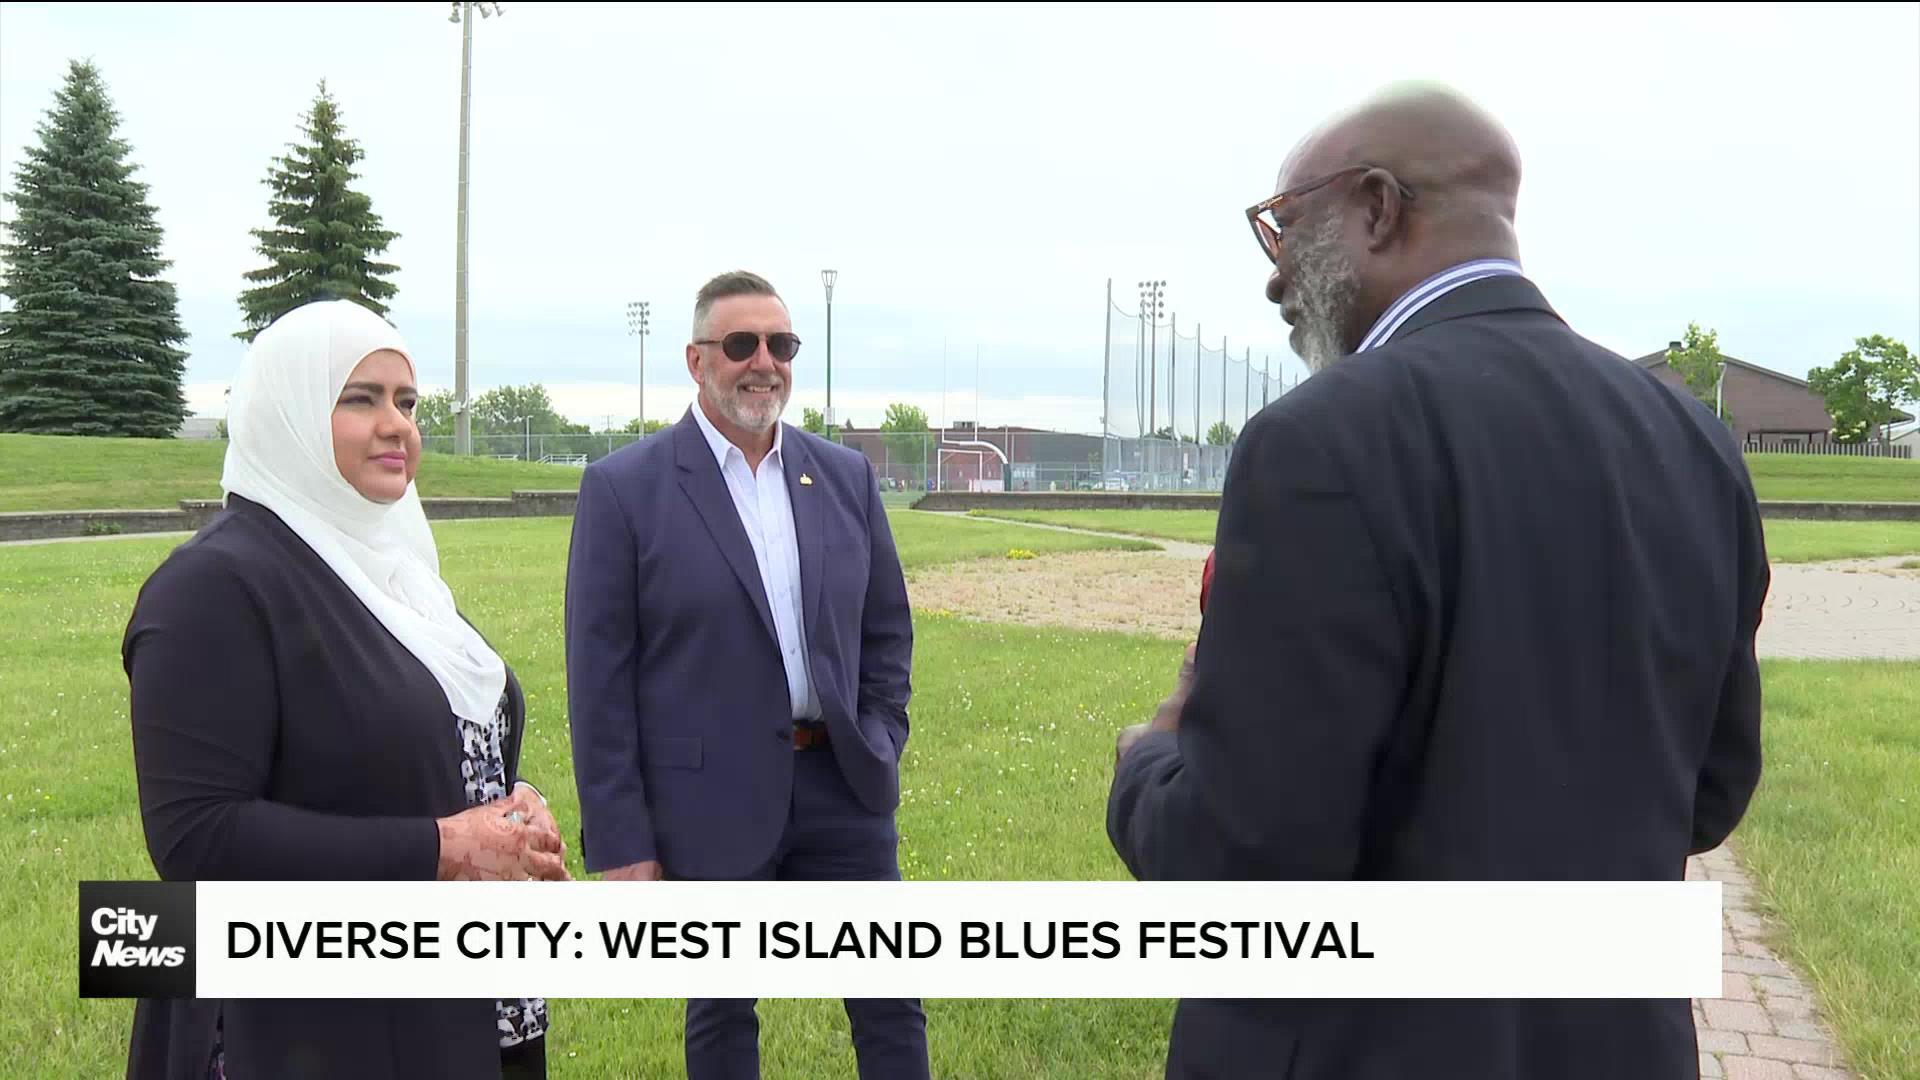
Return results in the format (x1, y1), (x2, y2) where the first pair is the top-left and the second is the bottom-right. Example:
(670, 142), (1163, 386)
(1099, 284), (1295, 490)
(409, 281), (1304, 493)
(421, 433), (638, 465)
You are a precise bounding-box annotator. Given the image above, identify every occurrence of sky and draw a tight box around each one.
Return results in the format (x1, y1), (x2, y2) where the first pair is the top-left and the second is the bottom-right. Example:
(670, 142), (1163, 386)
(2, 2), (1916, 435)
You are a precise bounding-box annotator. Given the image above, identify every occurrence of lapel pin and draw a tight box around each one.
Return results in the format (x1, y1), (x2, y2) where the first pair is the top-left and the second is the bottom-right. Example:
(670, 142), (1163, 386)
(800, 473), (814, 486)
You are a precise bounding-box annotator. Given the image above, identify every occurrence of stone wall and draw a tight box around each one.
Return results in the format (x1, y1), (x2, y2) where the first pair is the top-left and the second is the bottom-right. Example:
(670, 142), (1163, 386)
(909, 492), (1920, 521)
(0, 490), (582, 543)
(5, 488), (1916, 543)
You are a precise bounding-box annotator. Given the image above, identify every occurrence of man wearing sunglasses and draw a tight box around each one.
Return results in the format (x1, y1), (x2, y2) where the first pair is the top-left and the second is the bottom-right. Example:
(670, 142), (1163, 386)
(565, 271), (927, 1079)
(1109, 84), (1767, 1080)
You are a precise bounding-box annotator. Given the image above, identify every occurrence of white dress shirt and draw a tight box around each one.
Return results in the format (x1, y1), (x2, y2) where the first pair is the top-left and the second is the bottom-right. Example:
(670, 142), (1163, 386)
(691, 405), (821, 721)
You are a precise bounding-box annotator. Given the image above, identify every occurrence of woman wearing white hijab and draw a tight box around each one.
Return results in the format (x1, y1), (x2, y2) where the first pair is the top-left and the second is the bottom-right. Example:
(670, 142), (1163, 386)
(122, 299), (566, 1080)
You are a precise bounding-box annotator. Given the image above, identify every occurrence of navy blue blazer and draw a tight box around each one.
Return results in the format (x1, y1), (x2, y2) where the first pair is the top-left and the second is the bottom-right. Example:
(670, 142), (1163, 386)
(564, 411), (913, 879)
(1108, 276), (1768, 1080)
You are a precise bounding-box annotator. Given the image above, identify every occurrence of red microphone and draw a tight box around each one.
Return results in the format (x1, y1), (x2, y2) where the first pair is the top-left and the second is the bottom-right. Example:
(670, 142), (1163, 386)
(1200, 548), (1216, 614)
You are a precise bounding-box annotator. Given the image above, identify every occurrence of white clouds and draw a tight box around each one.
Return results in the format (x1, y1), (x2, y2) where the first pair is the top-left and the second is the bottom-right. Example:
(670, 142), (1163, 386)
(5, 2), (1916, 432)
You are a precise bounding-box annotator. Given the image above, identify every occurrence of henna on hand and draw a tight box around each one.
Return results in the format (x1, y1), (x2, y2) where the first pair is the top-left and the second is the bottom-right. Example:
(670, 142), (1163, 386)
(436, 802), (528, 881)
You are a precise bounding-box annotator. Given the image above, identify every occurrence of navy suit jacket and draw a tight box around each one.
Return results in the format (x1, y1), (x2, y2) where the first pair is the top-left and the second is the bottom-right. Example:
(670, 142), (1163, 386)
(565, 411), (913, 880)
(1108, 276), (1768, 1080)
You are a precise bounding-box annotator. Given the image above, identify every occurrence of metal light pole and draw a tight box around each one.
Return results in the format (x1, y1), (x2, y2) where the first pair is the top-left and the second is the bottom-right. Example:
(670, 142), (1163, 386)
(627, 300), (650, 434)
(1135, 304), (1146, 438)
(449, 1), (502, 456)
(1220, 335), (1229, 443)
(821, 269), (838, 432)
(1244, 343), (1259, 428)
(1242, 345), (1251, 429)
(1100, 279), (1112, 444)
(1169, 312), (1179, 443)
(1138, 280), (1164, 437)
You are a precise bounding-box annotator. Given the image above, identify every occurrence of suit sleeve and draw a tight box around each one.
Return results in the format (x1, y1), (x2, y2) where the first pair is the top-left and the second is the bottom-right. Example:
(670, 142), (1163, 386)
(857, 456), (913, 759)
(565, 463), (657, 871)
(123, 548), (439, 881)
(1690, 473), (1769, 854)
(1107, 410), (1409, 881)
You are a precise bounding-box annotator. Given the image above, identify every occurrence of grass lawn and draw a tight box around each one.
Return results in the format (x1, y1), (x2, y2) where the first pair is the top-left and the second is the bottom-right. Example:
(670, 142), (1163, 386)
(1746, 453), (1920, 504)
(1757, 521), (1920, 563)
(6, 436), (1916, 513)
(3, 514), (1911, 1077)
(0, 433), (588, 512)
(968, 509), (1220, 546)
(1735, 661), (1920, 1080)
(972, 510), (1920, 565)
(0, 516), (1174, 1078)
(892, 511), (1158, 568)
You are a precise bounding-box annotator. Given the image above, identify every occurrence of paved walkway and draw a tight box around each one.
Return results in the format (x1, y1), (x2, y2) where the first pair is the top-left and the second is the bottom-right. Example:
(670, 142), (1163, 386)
(1690, 845), (1852, 1080)
(958, 513), (1912, 1079)
(0, 529), (195, 548)
(1754, 557), (1920, 660)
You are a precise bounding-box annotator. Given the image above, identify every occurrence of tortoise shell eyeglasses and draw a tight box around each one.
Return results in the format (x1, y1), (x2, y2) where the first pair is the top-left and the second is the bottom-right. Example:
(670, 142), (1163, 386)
(1245, 165), (1416, 263)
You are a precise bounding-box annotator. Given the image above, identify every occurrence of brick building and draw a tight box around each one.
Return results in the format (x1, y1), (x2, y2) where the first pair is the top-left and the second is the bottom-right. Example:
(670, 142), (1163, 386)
(1633, 344), (1911, 451)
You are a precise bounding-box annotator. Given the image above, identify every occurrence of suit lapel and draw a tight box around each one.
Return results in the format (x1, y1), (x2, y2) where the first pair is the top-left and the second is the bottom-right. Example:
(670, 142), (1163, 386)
(673, 417), (778, 646)
(782, 430), (824, 640)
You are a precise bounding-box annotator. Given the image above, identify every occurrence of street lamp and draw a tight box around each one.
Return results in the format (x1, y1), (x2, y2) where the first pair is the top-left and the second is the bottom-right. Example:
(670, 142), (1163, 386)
(820, 270), (838, 431)
(450, 1), (502, 455)
(627, 300), (650, 435)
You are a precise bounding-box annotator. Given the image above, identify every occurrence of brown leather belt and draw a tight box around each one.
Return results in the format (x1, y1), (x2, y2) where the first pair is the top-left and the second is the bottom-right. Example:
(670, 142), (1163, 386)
(792, 720), (831, 751)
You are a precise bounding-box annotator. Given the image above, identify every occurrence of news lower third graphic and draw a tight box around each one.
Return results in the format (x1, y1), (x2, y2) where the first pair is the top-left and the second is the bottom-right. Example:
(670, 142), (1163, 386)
(79, 881), (197, 999)
(78, 881), (1723, 1001)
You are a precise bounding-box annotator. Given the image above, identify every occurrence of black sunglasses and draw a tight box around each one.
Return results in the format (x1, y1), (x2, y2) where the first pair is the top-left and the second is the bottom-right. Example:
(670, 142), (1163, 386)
(694, 331), (803, 363)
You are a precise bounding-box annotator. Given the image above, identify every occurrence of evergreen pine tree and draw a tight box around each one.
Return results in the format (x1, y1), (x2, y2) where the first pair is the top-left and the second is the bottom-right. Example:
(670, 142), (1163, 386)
(236, 82), (399, 341)
(0, 60), (190, 437)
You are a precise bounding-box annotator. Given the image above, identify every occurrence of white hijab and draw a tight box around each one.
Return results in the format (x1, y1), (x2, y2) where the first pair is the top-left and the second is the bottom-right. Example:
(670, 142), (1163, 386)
(221, 299), (507, 727)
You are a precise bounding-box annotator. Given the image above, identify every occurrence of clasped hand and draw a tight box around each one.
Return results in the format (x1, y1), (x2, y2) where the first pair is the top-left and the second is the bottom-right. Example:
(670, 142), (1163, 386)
(435, 783), (570, 882)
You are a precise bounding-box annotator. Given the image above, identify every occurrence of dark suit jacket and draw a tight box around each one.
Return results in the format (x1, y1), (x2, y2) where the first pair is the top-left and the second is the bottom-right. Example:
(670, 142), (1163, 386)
(1108, 276), (1768, 1080)
(121, 494), (528, 1080)
(564, 412), (913, 879)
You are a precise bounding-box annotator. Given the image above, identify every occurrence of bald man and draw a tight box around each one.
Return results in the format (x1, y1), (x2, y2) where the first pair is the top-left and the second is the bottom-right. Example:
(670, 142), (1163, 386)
(1108, 85), (1767, 1080)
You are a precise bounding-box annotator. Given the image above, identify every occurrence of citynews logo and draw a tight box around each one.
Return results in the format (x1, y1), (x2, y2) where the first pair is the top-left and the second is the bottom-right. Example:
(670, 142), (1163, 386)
(90, 908), (184, 967)
(79, 882), (196, 999)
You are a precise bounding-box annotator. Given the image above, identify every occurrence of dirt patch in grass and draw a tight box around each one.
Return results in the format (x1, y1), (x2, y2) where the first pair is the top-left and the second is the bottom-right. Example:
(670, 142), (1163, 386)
(907, 549), (1206, 641)
(905, 544), (1920, 649)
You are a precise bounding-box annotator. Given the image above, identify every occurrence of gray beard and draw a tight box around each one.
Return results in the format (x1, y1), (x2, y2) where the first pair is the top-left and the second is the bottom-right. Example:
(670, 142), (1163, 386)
(708, 380), (788, 433)
(1289, 216), (1363, 374)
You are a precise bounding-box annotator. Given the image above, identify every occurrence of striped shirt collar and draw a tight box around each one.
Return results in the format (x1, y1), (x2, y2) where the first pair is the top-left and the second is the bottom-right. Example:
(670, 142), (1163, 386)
(1356, 258), (1525, 353)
